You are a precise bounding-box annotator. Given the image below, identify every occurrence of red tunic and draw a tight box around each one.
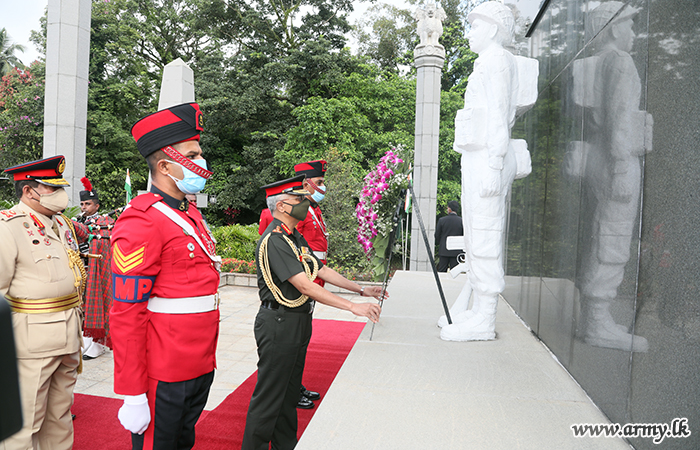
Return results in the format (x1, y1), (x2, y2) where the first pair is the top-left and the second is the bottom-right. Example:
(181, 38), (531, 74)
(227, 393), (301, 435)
(110, 193), (220, 395)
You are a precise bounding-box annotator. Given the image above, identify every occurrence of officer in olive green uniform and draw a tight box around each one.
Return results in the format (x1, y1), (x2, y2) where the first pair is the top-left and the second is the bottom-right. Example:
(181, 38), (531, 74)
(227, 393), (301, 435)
(242, 175), (387, 450)
(0, 155), (84, 450)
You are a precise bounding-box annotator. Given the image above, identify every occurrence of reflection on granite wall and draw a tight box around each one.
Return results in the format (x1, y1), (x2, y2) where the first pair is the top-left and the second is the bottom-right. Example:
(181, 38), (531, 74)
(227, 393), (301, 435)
(504, 0), (700, 448)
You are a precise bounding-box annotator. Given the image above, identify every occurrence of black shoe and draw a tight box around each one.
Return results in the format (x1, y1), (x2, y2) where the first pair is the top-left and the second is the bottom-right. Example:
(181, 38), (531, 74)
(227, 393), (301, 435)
(296, 395), (315, 409)
(301, 387), (320, 401)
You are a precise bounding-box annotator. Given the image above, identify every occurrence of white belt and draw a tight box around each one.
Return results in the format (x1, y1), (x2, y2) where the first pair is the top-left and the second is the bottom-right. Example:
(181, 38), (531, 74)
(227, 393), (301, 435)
(147, 294), (219, 314)
(313, 251), (327, 260)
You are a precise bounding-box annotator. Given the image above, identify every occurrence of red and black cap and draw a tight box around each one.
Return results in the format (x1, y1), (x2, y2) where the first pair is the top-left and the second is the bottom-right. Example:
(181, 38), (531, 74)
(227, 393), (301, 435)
(294, 160), (327, 178)
(80, 176), (99, 202)
(130, 102), (203, 157)
(261, 175), (310, 198)
(3, 155), (70, 187)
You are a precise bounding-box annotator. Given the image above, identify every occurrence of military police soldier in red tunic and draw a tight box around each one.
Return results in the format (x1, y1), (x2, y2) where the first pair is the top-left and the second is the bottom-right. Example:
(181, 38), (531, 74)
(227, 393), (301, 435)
(110, 102), (220, 450)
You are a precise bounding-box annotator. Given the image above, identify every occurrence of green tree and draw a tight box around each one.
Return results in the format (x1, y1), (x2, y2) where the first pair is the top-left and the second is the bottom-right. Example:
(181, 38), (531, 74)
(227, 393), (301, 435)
(351, 3), (416, 72)
(279, 64), (416, 173)
(0, 28), (26, 76)
(0, 62), (44, 202)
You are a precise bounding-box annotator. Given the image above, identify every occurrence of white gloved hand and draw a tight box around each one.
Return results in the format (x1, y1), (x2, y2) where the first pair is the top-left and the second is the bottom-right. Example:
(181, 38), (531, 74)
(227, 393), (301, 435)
(118, 393), (151, 435)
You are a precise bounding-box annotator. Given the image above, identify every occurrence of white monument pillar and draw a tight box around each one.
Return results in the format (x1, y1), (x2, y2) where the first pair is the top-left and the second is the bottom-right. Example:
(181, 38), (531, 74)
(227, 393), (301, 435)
(410, 3), (446, 272)
(145, 58), (196, 191)
(158, 58), (195, 111)
(43, 0), (92, 205)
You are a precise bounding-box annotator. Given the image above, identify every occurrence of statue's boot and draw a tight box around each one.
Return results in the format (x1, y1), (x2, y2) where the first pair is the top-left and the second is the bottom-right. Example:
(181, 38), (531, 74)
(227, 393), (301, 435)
(440, 294), (497, 341)
(438, 283), (474, 327)
(578, 298), (648, 352)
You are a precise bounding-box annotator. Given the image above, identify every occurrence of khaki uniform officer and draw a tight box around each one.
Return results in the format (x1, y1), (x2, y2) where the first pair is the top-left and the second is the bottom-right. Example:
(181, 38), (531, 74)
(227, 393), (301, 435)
(0, 155), (84, 450)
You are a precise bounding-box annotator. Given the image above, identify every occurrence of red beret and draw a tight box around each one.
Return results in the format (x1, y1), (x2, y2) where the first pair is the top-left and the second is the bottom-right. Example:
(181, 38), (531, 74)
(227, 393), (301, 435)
(131, 103), (203, 157)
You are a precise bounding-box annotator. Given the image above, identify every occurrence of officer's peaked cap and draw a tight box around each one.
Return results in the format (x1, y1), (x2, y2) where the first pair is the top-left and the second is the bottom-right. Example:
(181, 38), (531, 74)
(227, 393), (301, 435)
(3, 155), (70, 187)
(262, 175), (310, 197)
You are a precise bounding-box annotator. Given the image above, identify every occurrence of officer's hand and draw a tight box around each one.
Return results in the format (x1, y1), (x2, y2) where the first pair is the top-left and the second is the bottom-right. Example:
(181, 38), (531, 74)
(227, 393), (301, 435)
(362, 286), (389, 302)
(118, 394), (150, 435)
(350, 303), (382, 323)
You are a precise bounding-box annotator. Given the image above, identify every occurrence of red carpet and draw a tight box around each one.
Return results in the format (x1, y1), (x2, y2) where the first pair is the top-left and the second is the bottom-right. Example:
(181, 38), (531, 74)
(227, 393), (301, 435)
(72, 319), (365, 449)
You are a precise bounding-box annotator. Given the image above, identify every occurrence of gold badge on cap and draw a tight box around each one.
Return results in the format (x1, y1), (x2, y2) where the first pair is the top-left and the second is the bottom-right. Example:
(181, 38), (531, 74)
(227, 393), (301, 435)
(58, 159), (66, 174)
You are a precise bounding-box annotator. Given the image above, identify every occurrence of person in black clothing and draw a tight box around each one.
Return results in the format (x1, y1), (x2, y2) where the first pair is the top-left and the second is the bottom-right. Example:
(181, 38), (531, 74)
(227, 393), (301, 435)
(435, 200), (464, 272)
(241, 175), (387, 450)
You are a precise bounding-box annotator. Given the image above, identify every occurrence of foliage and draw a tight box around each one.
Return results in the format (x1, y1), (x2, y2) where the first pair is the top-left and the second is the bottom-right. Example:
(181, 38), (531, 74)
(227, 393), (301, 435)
(221, 258), (257, 274)
(278, 64), (416, 175)
(329, 264), (374, 282)
(212, 223), (260, 261)
(0, 28), (26, 76)
(0, 63), (44, 202)
(351, 3), (416, 72)
(356, 146), (412, 281)
(322, 147), (369, 272)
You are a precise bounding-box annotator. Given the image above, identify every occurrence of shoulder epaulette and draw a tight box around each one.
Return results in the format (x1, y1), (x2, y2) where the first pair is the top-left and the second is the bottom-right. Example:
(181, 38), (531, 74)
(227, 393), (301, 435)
(129, 193), (162, 212)
(0, 209), (25, 221)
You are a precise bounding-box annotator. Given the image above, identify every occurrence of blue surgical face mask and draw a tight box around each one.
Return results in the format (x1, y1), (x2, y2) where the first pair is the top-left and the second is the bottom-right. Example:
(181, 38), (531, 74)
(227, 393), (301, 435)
(166, 159), (209, 195)
(311, 185), (326, 203)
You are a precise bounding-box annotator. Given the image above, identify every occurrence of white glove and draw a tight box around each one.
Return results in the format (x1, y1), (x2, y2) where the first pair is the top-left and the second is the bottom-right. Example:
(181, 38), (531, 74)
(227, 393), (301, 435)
(118, 393), (151, 434)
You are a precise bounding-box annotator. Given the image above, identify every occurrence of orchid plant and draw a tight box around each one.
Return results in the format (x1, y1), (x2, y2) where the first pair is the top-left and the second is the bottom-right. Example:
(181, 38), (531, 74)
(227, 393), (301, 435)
(356, 146), (412, 280)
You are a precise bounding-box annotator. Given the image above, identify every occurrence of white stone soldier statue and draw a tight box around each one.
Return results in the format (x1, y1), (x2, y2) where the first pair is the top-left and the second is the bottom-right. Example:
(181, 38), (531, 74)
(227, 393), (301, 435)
(439, 1), (537, 341)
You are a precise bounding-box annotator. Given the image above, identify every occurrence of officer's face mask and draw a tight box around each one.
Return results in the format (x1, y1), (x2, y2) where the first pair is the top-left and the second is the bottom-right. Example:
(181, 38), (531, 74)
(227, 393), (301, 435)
(165, 159), (209, 195)
(282, 197), (311, 221)
(31, 187), (69, 213)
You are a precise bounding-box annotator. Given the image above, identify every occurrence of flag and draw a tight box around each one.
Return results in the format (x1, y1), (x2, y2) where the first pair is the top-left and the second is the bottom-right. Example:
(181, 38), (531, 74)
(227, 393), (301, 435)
(125, 169), (132, 203)
(404, 172), (412, 214)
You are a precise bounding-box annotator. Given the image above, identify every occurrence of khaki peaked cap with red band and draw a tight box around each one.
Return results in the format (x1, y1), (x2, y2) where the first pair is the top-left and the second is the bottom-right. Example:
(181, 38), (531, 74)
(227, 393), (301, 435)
(3, 155), (70, 187)
(261, 175), (310, 198)
(130, 102), (203, 158)
(294, 160), (327, 178)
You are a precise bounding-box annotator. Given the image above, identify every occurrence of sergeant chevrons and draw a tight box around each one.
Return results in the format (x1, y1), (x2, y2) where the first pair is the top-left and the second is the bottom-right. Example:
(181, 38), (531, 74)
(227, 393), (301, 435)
(110, 188), (220, 395)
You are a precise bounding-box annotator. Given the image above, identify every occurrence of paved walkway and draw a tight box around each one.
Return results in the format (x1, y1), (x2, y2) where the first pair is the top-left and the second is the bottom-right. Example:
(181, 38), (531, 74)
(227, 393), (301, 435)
(76, 271), (631, 449)
(75, 280), (370, 411)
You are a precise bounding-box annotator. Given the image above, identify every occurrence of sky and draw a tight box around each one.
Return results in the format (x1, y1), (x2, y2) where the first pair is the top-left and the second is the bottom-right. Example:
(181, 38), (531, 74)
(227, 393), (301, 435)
(2, 0), (412, 67)
(3, 0), (47, 65)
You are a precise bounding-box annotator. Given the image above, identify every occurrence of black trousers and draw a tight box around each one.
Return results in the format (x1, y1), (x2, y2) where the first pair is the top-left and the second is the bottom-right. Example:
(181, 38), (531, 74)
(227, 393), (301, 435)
(241, 306), (313, 450)
(438, 255), (459, 272)
(132, 370), (215, 450)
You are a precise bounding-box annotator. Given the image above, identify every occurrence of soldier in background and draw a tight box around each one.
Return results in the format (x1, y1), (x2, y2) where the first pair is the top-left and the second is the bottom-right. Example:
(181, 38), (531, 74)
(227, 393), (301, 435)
(0, 155), (83, 450)
(73, 177), (114, 359)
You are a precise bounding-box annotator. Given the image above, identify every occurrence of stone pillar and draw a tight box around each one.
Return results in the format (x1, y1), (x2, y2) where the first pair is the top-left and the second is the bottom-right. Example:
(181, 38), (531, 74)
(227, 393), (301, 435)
(409, 44), (445, 272)
(147, 58), (196, 190)
(157, 58), (195, 111)
(43, 0), (92, 205)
